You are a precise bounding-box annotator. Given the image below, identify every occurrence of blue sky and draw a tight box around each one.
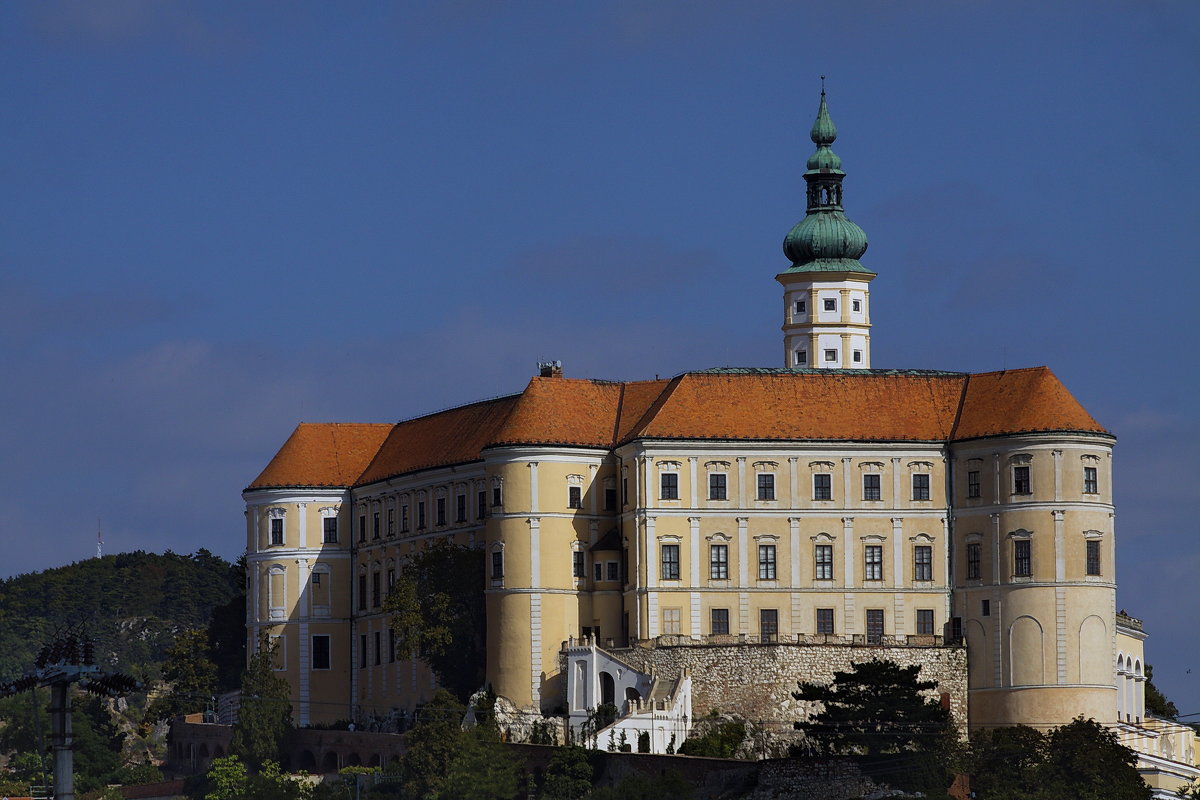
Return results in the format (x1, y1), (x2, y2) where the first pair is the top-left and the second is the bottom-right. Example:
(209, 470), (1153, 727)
(1, 1), (1197, 714)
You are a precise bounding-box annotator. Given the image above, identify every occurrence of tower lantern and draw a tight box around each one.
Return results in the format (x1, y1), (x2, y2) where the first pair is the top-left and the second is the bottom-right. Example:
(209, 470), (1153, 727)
(777, 83), (876, 369)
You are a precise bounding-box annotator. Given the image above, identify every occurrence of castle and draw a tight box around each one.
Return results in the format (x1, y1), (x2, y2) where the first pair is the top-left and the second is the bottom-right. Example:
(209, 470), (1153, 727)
(241, 89), (1197, 792)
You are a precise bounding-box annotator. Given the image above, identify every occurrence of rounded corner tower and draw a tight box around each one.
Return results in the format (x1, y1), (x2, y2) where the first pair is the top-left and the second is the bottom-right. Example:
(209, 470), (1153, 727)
(777, 85), (876, 370)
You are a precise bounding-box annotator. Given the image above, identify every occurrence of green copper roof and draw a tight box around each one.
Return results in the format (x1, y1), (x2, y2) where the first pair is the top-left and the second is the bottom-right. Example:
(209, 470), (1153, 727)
(782, 86), (871, 275)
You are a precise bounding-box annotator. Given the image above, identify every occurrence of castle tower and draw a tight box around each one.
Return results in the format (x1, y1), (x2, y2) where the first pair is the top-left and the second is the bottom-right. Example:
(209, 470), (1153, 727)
(777, 85), (876, 369)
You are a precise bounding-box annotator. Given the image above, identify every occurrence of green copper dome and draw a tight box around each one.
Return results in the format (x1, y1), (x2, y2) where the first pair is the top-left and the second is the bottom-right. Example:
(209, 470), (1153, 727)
(781, 88), (872, 275)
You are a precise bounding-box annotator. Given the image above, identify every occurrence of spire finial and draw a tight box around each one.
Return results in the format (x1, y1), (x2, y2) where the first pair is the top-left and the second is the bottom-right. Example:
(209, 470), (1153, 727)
(820, 74), (826, 95)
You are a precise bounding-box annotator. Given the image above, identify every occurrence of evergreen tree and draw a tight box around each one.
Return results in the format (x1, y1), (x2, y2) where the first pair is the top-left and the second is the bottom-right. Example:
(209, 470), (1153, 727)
(538, 746), (593, 800)
(143, 628), (218, 725)
(230, 635), (293, 770)
(384, 542), (486, 700)
(439, 726), (522, 800)
(1144, 663), (1179, 719)
(968, 724), (1048, 800)
(399, 690), (466, 800)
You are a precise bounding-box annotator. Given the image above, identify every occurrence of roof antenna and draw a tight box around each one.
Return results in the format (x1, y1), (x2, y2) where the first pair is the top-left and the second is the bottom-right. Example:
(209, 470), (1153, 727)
(97, 519), (103, 559)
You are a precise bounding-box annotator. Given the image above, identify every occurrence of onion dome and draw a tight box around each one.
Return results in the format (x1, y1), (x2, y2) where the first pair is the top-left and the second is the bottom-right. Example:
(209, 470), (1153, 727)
(781, 86), (873, 275)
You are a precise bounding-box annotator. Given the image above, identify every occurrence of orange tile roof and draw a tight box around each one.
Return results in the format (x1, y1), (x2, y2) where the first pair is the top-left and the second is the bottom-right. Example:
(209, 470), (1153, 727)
(951, 367), (1108, 441)
(247, 423), (393, 490)
(249, 368), (1109, 490)
(628, 371), (966, 442)
(356, 395), (522, 485)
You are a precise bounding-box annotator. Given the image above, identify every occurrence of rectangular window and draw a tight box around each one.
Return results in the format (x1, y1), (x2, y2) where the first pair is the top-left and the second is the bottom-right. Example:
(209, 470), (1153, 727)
(795, 350), (807, 365)
(371, 572), (381, 608)
(760, 608), (778, 641)
(814, 473), (832, 500)
(1086, 540), (1101, 576)
(492, 485), (503, 507)
(477, 491), (487, 519)
(372, 511), (380, 539)
(607, 561), (619, 582)
(794, 299), (806, 314)
(823, 298), (836, 311)
(312, 635), (331, 670)
(568, 486), (582, 509)
(1013, 465), (1031, 495)
(865, 545), (883, 581)
(359, 634), (367, 669)
(711, 608), (730, 636)
(866, 609), (884, 644)
(387, 568), (396, 588)
(322, 517), (338, 544)
(816, 608), (835, 635)
(456, 495), (467, 522)
(374, 631), (381, 666)
(662, 608), (681, 635)
(387, 508), (395, 536)
(357, 575), (367, 610)
(573, 551), (585, 579)
(1083, 467), (1098, 494)
(312, 572), (321, 586)
(852, 298), (862, 312)
(912, 474), (930, 501)
(417, 502), (426, 529)
(852, 350), (862, 363)
(824, 349), (838, 362)
(815, 544), (834, 580)
(1014, 539), (1032, 577)
(388, 629), (396, 663)
(622, 476), (628, 505)
(491, 550), (503, 579)
(967, 470), (981, 499)
(708, 473), (727, 500)
(436, 498), (446, 526)
(710, 544), (728, 580)
(758, 544), (777, 580)
(916, 609), (935, 636)
(270, 517), (284, 546)
(914, 545), (933, 581)
(401, 503), (410, 532)
(604, 487), (617, 511)
(967, 543), (981, 580)
(661, 544), (680, 580)
(358, 514), (366, 542)
(863, 474), (881, 501)
(982, 599), (990, 617)
(660, 473), (679, 500)
(593, 562), (603, 582)
(757, 473), (775, 501)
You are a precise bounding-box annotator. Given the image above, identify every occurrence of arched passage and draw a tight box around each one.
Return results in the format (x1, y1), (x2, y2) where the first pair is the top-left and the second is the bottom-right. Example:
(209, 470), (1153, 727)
(322, 751), (340, 773)
(600, 671), (616, 707)
(299, 751), (317, 771)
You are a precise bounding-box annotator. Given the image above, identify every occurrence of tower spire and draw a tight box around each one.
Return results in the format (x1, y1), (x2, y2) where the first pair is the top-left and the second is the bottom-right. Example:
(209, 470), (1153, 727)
(775, 84), (877, 370)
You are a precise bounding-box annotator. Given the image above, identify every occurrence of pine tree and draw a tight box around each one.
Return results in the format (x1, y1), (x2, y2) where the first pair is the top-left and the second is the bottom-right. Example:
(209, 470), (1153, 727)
(143, 627), (218, 725)
(230, 635), (293, 770)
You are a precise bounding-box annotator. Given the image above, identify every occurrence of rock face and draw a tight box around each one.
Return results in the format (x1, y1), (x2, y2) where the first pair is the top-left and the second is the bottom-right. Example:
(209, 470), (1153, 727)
(562, 640), (968, 750)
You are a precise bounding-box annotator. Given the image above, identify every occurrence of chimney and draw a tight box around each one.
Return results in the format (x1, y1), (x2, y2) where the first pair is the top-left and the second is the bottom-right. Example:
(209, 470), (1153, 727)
(538, 360), (563, 378)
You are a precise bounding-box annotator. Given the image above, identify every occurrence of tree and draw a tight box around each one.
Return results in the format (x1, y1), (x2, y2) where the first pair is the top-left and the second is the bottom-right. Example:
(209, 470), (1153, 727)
(793, 659), (952, 757)
(440, 726), (522, 800)
(677, 713), (747, 758)
(230, 635), (293, 770)
(399, 690), (467, 800)
(968, 718), (1150, 800)
(384, 541), (486, 700)
(1144, 663), (1179, 719)
(793, 659), (957, 796)
(202, 754), (310, 800)
(1039, 718), (1150, 800)
(538, 746), (593, 800)
(143, 628), (218, 726)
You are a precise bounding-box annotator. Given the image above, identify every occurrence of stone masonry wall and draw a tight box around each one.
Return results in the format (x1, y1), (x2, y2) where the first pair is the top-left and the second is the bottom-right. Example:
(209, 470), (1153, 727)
(597, 641), (968, 748)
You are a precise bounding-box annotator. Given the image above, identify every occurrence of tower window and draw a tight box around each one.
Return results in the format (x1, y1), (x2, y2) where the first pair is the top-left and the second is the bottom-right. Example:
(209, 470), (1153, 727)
(270, 517), (284, 546)
(967, 470), (981, 499)
(1013, 466), (1031, 495)
(1014, 539), (1032, 577)
(795, 350), (807, 365)
(794, 299), (806, 314)
(824, 349), (838, 362)
(1086, 540), (1101, 576)
(823, 298), (837, 312)
(853, 350), (862, 363)
(852, 299), (862, 312)
(1083, 466), (1098, 494)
